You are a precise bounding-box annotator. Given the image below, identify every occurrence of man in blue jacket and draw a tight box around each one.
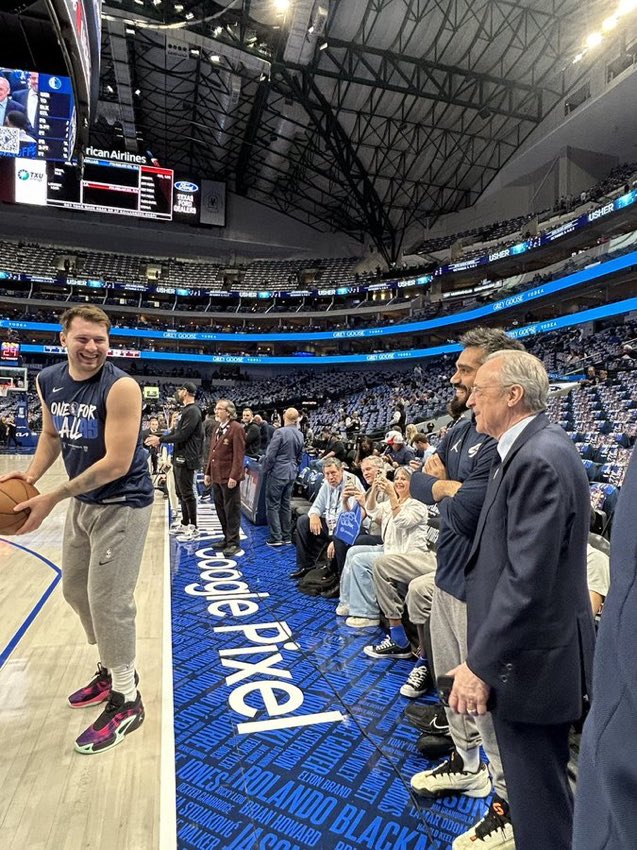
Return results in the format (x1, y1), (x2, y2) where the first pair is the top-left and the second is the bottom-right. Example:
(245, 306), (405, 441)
(450, 351), (594, 850)
(573, 449), (637, 849)
(262, 407), (305, 547)
(409, 328), (524, 850)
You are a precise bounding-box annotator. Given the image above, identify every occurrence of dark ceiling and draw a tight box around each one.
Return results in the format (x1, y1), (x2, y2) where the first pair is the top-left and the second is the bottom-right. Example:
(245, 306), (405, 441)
(3, 0), (613, 260)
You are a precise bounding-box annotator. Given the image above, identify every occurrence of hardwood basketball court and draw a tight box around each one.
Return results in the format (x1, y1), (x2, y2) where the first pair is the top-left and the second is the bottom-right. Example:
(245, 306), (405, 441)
(0, 456), (171, 850)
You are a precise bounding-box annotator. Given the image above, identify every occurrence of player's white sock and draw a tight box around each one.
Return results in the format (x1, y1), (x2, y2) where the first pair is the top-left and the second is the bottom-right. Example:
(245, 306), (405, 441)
(111, 662), (137, 703)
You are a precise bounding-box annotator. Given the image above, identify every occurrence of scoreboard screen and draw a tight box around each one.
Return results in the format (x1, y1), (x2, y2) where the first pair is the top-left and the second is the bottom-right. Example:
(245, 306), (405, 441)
(0, 157), (174, 221)
(0, 154), (204, 224)
(49, 158), (174, 219)
(0, 68), (75, 162)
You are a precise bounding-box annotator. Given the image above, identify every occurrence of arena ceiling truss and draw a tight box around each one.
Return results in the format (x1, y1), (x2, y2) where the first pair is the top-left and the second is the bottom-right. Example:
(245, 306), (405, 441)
(97, 0), (608, 262)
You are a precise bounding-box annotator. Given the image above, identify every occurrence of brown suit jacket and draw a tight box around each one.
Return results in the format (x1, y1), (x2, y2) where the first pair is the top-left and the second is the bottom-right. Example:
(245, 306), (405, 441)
(206, 419), (245, 484)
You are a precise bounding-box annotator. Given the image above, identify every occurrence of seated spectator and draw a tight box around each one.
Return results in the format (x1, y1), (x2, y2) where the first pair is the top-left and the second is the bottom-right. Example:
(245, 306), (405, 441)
(290, 458), (364, 580)
(320, 429), (347, 462)
(328, 455), (389, 574)
(382, 431), (415, 470)
(351, 436), (377, 477)
(405, 423), (419, 445)
(345, 410), (362, 437)
(336, 466), (429, 629)
(412, 433), (436, 464)
(587, 541), (610, 617)
(364, 536), (437, 684)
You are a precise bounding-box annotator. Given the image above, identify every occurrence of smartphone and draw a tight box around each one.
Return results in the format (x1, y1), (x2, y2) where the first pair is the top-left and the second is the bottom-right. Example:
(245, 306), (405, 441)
(436, 674), (455, 706)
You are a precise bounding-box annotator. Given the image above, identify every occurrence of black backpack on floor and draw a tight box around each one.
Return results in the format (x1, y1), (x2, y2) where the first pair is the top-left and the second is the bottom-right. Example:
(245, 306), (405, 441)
(297, 561), (339, 597)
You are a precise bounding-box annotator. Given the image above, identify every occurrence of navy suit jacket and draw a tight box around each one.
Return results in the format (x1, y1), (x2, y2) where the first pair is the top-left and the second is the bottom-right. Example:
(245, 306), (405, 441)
(262, 425), (304, 482)
(2, 97), (26, 123)
(573, 447), (637, 848)
(13, 89), (39, 137)
(464, 413), (595, 725)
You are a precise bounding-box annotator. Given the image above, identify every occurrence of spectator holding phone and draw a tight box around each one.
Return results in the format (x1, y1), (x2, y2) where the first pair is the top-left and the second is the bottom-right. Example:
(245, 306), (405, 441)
(337, 466), (431, 630)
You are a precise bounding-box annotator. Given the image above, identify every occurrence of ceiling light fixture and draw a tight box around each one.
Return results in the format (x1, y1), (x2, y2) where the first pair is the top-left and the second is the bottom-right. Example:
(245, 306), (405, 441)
(586, 31), (603, 49)
(210, 54), (221, 63)
(618, 0), (637, 15)
(319, 41), (328, 50)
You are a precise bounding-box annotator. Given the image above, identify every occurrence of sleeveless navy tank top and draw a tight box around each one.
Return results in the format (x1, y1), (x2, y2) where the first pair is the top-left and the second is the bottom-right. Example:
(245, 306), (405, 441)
(38, 361), (154, 507)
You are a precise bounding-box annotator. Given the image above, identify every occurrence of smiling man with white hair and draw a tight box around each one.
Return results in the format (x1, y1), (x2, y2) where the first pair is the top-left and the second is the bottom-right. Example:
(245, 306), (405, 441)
(447, 349), (595, 850)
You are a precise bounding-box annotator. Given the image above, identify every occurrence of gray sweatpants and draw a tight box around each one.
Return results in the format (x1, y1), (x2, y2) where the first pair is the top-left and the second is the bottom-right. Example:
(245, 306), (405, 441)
(430, 585), (507, 800)
(373, 551), (437, 620)
(62, 500), (153, 670)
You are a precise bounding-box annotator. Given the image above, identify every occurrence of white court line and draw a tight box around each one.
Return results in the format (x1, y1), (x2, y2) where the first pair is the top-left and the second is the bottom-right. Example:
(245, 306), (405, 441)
(159, 500), (177, 850)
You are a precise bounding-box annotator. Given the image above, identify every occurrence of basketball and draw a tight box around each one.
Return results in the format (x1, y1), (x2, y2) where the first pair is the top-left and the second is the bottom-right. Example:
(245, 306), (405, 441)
(0, 479), (40, 535)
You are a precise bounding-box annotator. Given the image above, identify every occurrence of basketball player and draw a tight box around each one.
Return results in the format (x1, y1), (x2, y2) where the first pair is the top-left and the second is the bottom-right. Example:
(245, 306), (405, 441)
(0, 305), (154, 754)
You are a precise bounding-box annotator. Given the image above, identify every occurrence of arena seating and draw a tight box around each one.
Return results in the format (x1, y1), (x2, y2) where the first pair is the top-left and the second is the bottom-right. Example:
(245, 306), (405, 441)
(416, 161), (637, 258)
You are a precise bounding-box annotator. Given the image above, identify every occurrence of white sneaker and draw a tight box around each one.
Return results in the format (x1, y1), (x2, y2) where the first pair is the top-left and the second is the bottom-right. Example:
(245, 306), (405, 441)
(177, 525), (200, 542)
(169, 519), (184, 534)
(452, 796), (515, 849)
(345, 616), (380, 628)
(335, 604), (350, 617)
(411, 751), (491, 798)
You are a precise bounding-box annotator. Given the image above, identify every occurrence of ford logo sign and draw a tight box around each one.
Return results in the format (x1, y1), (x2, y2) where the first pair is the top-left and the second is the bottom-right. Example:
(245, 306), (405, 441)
(175, 181), (199, 193)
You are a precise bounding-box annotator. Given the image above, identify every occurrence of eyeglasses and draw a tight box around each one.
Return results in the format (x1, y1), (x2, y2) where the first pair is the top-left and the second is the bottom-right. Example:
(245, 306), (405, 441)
(468, 383), (513, 397)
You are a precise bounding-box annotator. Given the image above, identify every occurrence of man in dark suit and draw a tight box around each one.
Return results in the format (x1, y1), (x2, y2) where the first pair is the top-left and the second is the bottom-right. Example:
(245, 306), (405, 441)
(448, 350), (594, 850)
(254, 414), (275, 451)
(573, 449), (637, 849)
(204, 398), (245, 557)
(12, 71), (39, 136)
(262, 407), (305, 547)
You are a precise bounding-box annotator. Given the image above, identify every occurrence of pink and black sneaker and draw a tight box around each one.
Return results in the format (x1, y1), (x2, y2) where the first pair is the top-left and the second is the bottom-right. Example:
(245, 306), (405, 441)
(68, 664), (112, 709)
(74, 691), (145, 754)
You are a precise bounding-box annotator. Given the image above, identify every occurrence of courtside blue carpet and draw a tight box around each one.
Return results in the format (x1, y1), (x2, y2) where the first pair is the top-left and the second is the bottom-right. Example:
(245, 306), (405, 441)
(170, 503), (487, 849)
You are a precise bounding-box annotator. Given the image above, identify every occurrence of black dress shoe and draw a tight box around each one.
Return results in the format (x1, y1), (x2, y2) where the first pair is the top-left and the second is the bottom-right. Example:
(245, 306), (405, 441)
(223, 544), (241, 557)
(405, 703), (450, 734)
(416, 732), (454, 760)
(289, 567), (309, 579)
